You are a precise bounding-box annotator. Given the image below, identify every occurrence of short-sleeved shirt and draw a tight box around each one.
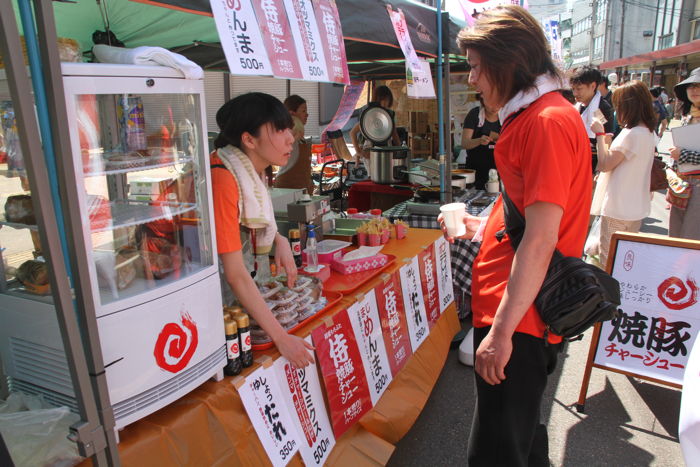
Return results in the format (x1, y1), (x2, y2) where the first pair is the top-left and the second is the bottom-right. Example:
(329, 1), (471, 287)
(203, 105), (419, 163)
(580, 97), (614, 170)
(210, 152), (242, 254)
(463, 106), (501, 189)
(471, 92), (593, 344)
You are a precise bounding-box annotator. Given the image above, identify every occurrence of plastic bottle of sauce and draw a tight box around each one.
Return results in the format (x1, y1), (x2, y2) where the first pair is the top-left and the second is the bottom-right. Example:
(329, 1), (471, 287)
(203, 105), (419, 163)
(288, 228), (302, 268)
(232, 312), (253, 367)
(224, 319), (242, 376)
(304, 226), (319, 273)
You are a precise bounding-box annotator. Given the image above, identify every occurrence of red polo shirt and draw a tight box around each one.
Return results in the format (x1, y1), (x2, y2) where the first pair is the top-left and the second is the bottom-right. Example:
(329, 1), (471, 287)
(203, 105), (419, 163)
(471, 92), (592, 344)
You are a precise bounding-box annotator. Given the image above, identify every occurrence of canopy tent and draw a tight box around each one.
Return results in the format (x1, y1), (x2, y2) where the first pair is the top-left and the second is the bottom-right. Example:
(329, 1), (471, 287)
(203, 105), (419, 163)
(44, 0), (467, 79)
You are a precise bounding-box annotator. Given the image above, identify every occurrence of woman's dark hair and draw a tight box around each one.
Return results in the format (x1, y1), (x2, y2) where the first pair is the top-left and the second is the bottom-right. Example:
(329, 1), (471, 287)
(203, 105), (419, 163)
(373, 85), (393, 108)
(612, 80), (656, 133)
(283, 94), (306, 113)
(214, 92), (293, 149)
(456, 5), (560, 104)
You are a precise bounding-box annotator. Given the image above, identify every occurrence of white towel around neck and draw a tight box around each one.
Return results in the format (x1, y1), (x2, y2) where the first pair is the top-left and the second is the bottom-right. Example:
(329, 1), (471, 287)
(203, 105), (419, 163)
(576, 91), (602, 138)
(216, 145), (277, 255)
(498, 74), (565, 125)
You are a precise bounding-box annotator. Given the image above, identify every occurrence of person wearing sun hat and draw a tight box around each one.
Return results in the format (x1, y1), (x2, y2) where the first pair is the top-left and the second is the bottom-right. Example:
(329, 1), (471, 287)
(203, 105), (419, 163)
(667, 67), (700, 240)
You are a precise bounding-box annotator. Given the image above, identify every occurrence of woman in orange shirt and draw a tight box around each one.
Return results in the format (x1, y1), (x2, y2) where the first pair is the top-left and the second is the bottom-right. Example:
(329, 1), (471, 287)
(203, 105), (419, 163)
(212, 92), (314, 368)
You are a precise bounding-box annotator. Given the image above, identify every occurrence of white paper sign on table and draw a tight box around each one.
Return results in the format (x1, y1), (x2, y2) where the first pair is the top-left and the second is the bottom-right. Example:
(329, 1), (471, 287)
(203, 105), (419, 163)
(209, 0), (272, 76)
(434, 236), (455, 313)
(272, 338), (336, 467)
(399, 256), (430, 351)
(407, 58), (436, 99)
(347, 289), (393, 404)
(283, 0), (329, 82)
(237, 365), (301, 467)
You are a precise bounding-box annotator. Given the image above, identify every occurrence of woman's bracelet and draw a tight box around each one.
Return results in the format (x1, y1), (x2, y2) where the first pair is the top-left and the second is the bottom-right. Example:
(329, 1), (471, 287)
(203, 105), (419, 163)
(595, 132), (606, 137)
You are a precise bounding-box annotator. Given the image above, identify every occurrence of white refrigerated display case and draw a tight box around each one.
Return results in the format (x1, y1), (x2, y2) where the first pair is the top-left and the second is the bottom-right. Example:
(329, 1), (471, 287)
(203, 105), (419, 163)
(0, 63), (226, 436)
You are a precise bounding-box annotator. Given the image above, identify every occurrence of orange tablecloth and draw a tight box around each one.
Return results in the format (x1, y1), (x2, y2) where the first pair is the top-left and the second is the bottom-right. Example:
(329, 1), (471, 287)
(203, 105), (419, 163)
(91, 229), (460, 466)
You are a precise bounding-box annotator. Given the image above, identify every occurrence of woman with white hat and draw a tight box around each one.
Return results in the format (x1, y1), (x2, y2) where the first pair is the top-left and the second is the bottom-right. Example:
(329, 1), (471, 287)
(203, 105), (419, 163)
(668, 67), (700, 240)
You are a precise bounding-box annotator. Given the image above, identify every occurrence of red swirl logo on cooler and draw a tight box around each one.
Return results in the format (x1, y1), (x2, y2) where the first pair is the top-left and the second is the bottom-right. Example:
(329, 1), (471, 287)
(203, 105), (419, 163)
(657, 276), (698, 310)
(154, 313), (199, 373)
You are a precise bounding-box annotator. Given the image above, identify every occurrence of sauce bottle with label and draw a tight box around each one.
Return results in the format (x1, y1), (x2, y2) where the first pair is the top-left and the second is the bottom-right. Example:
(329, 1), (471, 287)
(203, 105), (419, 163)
(232, 312), (254, 367)
(224, 319), (242, 376)
(288, 228), (302, 268)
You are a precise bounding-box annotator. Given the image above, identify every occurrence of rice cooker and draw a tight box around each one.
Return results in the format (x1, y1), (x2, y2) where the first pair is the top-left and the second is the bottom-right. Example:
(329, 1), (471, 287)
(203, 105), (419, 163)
(359, 105), (408, 184)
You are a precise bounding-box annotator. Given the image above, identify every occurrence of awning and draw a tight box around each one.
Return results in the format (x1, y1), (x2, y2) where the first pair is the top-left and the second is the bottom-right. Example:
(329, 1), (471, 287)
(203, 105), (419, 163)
(599, 39), (700, 71)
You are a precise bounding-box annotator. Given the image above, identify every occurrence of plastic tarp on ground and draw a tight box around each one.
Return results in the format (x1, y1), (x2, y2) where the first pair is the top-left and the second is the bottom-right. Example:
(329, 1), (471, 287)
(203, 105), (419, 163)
(48, 0), (466, 79)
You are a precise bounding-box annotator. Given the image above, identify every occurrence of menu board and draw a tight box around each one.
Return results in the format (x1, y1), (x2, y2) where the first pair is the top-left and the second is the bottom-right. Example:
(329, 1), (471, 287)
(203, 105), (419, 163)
(374, 272), (413, 376)
(347, 289), (393, 405)
(434, 236), (455, 314)
(418, 243), (441, 329)
(311, 309), (372, 438)
(399, 256), (429, 352)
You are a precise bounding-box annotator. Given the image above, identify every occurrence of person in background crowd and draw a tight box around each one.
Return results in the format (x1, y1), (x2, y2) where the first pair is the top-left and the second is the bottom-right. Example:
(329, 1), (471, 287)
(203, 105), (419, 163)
(666, 97), (676, 122)
(668, 67), (700, 240)
(650, 86), (668, 137)
(660, 86), (669, 105)
(273, 95), (314, 195)
(444, 6), (591, 465)
(350, 85), (400, 165)
(212, 92), (315, 368)
(590, 81), (656, 267)
(570, 66), (614, 173)
(461, 94), (501, 189)
(598, 75), (612, 107)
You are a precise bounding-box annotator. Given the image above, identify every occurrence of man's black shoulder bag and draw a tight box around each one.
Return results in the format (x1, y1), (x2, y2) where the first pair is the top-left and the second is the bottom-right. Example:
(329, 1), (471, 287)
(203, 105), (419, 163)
(500, 188), (621, 340)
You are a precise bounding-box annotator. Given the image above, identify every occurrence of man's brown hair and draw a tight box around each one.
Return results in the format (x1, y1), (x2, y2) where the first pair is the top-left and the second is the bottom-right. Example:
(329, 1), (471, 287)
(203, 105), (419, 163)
(457, 5), (560, 104)
(612, 81), (656, 133)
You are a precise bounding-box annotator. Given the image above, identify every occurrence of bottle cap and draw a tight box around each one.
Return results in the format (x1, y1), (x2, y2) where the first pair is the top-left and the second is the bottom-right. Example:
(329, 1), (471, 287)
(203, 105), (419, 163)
(225, 305), (243, 315)
(232, 311), (250, 328)
(347, 208), (358, 214)
(224, 320), (238, 334)
(307, 226), (316, 238)
(288, 228), (300, 239)
(370, 209), (382, 215)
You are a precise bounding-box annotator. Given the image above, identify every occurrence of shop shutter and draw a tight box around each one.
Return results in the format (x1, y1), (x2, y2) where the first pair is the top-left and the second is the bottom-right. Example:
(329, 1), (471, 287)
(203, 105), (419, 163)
(290, 80), (320, 138)
(230, 75), (287, 103)
(203, 71), (227, 134)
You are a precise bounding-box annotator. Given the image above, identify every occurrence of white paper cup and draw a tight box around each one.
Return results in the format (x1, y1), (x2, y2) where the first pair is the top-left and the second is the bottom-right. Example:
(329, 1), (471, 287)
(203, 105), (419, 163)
(439, 202), (467, 238)
(486, 180), (500, 193)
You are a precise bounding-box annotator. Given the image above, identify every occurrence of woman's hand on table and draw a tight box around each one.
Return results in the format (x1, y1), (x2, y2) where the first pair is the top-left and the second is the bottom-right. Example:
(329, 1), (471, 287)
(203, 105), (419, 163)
(274, 333), (315, 368)
(437, 212), (484, 243)
(274, 234), (298, 288)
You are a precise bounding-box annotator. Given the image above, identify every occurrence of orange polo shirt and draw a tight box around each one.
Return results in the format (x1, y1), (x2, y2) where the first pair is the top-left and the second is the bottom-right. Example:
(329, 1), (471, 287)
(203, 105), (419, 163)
(210, 152), (242, 254)
(471, 92), (592, 344)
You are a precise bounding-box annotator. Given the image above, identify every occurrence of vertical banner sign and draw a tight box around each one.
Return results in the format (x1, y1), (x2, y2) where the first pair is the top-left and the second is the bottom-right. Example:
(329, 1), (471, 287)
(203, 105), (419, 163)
(209, 0), (272, 76)
(386, 7), (435, 99)
(253, 0), (304, 80)
(272, 340), (336, 467)
(311, 309), (372, 438)
(543, 17), (562, 62)
(374, 272), (413, 377)
(434, 236), (455, 314)
(323, 80), (365, 133)
(406, 58), (436, 99)
(418, 243), (441, 329)
(593, 239), (700, 385)
(347, 289), (393, 405)
(237, 366), (301, 467)
(312, 0), (350, 85)
(283, 0), (329, 82)
(399, 256), (430, 352)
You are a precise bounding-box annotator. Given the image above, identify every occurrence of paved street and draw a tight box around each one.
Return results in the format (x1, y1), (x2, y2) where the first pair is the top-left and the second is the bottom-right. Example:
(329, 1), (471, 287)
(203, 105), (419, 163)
(389, 129), (685, 466)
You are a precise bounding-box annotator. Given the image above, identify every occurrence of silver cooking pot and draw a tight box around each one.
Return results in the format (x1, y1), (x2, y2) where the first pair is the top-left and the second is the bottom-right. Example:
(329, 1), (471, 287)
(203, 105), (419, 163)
(369, 146), (409, 184)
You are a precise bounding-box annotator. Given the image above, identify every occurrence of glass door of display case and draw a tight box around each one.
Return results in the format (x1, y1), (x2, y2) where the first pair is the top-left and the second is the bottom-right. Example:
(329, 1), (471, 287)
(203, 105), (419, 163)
(62, 64), (217, 316)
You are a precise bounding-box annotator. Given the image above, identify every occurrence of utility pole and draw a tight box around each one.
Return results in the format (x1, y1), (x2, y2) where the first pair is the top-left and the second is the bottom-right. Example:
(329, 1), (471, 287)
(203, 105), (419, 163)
(619, 0), (626, 59)
(589, 0), (598, 65)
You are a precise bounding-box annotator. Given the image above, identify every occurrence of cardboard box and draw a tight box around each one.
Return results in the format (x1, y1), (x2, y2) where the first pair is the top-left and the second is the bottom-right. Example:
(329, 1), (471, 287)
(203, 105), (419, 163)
(331, 253), (389, 275)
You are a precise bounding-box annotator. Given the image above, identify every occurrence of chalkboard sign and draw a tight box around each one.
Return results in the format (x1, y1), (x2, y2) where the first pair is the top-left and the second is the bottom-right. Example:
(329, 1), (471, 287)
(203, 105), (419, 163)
(577, 232), (700, 412)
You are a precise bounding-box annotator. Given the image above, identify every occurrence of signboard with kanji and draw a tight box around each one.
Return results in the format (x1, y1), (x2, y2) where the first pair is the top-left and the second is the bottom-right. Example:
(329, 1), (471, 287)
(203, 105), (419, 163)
(312, 0), (350, 84)
(272, 341), (336, 467)
(399, 256), (430, 352)
(311, 309), (372, 438)
(283, 0), (329, 82)
(418, 243), (441, 329)
(374, 272), (413, 377)
(236, 364), (301, 467)
(347, 289), (393, 405)
(253, 0), (304, 79)
(434, 236), (455, 314)
(578, 233), (700, 411)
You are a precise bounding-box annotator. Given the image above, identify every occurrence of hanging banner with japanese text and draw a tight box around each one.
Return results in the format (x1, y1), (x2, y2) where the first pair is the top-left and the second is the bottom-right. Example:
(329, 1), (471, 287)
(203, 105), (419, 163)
(406, 58), (436, 99)
(283, 0), (329, 82)
(236, 365), (301, 467)
(311, 309), (372, 438)
(312, 0), (350, 84)
(323, 80), (365, 134)
(347, 289), (393, 405)
(593, 236), (700, 385)
(374, 272), (413, 376)
(210, 0), (273, 76)
(418, 243), (441, 329)
(434, 236), (455, 314)
(399, 256), (430, 352)
(543, 17), (563, 63)
(253, 0), (304, 79)
(272, 341), (336, 467)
